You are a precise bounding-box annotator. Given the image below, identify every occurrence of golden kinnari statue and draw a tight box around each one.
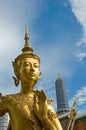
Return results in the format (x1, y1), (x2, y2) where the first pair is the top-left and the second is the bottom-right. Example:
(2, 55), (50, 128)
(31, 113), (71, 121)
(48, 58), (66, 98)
(0, 28), (63, 130)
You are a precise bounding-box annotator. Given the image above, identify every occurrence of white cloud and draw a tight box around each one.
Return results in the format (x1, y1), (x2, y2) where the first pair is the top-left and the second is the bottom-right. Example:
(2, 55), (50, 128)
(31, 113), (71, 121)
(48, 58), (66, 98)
(69, 0), (86, 38)
(76, 52), (86, 61)
(69, 0), (86, 61)
(69, 86), (86, 113)
(75, 86), (86, 97)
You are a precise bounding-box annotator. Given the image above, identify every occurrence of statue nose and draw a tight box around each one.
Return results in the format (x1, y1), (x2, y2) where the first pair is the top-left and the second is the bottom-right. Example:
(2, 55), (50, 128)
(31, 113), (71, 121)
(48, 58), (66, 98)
(30, 65), (35, 71)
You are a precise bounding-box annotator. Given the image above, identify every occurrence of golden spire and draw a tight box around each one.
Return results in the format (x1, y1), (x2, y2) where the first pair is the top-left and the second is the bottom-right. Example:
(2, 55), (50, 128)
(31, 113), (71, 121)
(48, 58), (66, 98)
(22, 27), (33, 53)
(24, 26), (29, 41)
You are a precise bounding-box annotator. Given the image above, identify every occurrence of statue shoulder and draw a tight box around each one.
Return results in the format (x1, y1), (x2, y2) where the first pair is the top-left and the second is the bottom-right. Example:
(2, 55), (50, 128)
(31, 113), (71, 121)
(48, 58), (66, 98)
(0, 94), (15, 116)
(1, 95), (12, 102)
(0, 93), (19, 103)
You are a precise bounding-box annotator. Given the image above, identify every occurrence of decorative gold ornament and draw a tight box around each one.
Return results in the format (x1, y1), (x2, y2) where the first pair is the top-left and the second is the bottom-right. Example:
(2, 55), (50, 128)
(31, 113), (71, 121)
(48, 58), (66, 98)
(67, 98), (77, 130)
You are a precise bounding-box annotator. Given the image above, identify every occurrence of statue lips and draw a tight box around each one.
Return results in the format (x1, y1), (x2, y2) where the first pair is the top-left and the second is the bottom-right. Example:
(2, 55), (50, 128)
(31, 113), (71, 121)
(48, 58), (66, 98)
(29, 72), (36, 76)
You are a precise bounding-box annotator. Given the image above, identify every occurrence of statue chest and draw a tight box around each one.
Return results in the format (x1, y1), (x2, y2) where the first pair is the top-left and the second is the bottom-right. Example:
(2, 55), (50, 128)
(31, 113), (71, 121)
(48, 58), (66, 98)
(9, 94), (42, 130)
(11, 94), (35, 116)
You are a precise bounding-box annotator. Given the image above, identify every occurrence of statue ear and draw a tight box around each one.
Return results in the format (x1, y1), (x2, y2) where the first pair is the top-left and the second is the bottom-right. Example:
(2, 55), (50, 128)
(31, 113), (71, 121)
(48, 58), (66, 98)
(12, 61), (20, 79)
(12, 76), (19, 87)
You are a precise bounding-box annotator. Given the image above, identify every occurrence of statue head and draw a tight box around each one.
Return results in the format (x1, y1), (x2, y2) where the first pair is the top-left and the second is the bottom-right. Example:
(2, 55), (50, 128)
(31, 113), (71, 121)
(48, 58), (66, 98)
(12, 28), (41, 86)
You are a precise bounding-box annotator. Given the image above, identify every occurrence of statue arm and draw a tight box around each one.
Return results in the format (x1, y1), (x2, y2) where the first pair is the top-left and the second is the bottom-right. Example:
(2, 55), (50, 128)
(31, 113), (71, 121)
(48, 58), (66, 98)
(40, 104), (63, 130)
(34, 90), (63, 130)
(41, 118), (59, 130)
(47, 104), (63, 130)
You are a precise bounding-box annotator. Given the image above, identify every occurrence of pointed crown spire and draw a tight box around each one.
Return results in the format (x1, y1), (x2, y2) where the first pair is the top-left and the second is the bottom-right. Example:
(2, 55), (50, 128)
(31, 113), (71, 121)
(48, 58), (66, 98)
(22, 27), (33, 53)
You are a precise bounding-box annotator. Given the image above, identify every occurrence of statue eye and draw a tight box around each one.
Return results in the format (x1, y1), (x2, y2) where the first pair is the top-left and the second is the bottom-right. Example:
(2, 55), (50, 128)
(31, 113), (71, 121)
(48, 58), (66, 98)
(23, 62), (30, 67)
(34, 64), (39, 68)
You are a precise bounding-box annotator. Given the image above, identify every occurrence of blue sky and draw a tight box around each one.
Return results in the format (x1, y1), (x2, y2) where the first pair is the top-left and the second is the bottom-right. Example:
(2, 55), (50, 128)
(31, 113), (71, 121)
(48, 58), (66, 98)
(0, 0), (86, 114)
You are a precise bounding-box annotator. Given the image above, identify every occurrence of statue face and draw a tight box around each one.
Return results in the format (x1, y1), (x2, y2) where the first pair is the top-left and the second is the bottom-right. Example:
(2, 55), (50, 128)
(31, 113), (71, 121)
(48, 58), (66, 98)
(19, 57), (41, 82)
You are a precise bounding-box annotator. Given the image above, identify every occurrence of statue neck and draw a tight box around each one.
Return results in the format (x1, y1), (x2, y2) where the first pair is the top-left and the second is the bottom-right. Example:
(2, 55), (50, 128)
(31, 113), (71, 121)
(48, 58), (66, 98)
(20, 80), (36, 95)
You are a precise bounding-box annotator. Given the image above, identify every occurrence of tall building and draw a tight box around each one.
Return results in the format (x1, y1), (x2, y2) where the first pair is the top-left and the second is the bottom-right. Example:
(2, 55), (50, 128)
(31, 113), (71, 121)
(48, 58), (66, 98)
(55, 74), (86, 130)
(0, 113), (9, 130)
(55, 73), (69, 115)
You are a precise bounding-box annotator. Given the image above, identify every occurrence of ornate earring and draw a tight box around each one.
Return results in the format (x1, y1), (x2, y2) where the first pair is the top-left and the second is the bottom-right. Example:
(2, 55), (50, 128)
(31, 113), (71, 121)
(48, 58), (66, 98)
(12, 76), (19, 87)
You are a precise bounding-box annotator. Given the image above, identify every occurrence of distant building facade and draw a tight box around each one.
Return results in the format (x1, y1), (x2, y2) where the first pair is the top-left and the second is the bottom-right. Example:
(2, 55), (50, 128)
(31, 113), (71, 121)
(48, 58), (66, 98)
(0, 113), (9, 130)
(59, 112), (86, 130)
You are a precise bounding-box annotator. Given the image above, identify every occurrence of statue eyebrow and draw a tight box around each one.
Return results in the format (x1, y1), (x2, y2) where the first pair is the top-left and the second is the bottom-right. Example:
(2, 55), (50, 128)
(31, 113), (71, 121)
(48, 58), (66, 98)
(23, 61), (39, 65)
(34, 62), (40, 65)
(24, 61), (30, 63)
